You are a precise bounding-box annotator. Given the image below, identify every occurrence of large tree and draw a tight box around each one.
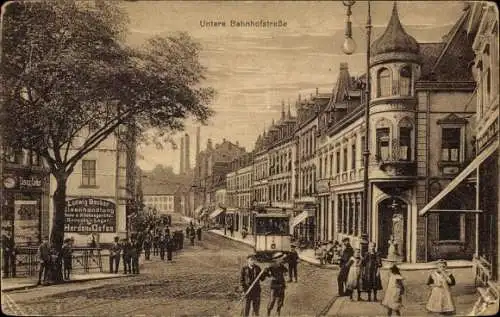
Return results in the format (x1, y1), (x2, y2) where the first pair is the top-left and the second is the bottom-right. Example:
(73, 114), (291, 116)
(1, 0), (214, 280)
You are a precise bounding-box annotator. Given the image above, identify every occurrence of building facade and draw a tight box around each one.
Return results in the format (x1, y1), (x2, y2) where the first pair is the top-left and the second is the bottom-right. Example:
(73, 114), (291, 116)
(48, 127), (130, 246)
(143, 194), (175, 215)
(226, 153), (253, 232)
(1, 147), (50, 246)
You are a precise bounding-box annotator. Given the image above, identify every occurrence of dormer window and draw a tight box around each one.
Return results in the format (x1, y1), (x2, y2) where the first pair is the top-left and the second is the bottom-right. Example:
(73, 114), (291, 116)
(400, 65), (412, 96)
(377, 68), (391, 97)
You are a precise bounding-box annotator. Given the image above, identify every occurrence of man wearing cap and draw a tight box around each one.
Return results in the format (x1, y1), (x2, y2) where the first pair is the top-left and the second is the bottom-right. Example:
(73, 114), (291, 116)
(337, 237), (354, 296)
(286, 246), (299, 283)
(264, 252), (288, 316)
(240, 255), (266, 317)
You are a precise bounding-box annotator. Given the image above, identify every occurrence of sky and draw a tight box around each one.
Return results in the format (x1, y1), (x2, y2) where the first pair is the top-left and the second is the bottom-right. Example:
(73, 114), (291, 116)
(123, 1), (466, 172)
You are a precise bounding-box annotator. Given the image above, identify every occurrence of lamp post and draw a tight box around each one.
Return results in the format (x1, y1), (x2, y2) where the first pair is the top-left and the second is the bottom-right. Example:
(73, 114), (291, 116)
(342, 0), (371, 257)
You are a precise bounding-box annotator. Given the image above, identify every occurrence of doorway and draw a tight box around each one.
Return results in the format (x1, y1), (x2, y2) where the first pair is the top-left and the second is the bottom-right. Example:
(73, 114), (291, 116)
(378, 198), (408, 259)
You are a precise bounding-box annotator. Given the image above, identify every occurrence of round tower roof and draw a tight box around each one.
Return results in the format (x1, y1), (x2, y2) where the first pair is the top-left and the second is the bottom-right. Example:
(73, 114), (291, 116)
(371, 3), (419, 58)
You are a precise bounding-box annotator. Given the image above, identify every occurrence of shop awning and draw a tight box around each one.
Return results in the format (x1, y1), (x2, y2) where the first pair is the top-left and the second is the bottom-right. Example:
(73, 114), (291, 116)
(419, 140), (498, 216)
(291, 209), (315, 229)
(194, 205), (204, 215)
(209, 207), (224, 219)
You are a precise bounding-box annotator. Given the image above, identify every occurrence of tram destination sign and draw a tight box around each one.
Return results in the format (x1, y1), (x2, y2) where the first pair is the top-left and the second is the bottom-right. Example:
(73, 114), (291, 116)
(64, 198), (116, 233)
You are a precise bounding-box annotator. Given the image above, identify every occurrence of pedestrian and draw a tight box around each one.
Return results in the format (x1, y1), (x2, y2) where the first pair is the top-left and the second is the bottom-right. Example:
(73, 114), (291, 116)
(37, 237), (51, 285)
(320, 242), (328, 265)
(196, 226), (202, 241)
(426, 259), (456, 315)
(345, 248), (362, 301)
(122, 238), (132, 274)
(130, 237), (140, 274)
(166, 233), (174, 262)
(153, 233), (160, 256)
(189, 226), (196, 246)
(109, 236), (121, 273)
(179, 231), (184, 249)
(287, 245), (299, 283)
(143, 235), (152, 261)
(241, 255), (266, 317)
(332, 241), (341, 264)
(229, 223), (234, 237)
(2, 233), (16, 278)
(159, 235), (166, 260)
(382, 264), (405, 316)
(61, 238), (73, 280)
(337, 237), (354, 296)
(165, 226), (171, 237)
(88, 233), (97, 256)
(264, 252), (288, 317)
(361, 242), (383, 302)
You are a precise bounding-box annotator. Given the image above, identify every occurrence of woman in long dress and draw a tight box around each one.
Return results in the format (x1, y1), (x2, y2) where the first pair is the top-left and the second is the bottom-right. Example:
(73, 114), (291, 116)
(361, 242), (383, 301)
(346, 248), (362, 301)
(426, 259), (456, 314)
(382, 264), (405, 316)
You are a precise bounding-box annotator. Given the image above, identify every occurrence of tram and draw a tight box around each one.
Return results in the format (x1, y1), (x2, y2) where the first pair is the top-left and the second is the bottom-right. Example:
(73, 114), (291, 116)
(252, 212), (292, 261)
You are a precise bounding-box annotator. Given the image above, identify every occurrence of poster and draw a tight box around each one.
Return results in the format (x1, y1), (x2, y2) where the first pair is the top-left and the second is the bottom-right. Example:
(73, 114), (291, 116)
(65, 198), (116, 233)
(14, 200), (39, 245)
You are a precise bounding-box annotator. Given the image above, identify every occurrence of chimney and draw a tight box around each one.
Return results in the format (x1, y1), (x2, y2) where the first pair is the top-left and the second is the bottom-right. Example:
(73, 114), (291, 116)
(180, 136), (185, 174)
(196, 126), (200, 157)
(316, 87), (319, 96)
(184, 133), (190, 171)
(281, 100), (285, 120)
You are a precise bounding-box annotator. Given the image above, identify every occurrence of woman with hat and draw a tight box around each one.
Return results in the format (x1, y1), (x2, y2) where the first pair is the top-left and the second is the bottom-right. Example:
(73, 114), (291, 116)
(426, 259), (456, 314)
(360, 242), (383, 301)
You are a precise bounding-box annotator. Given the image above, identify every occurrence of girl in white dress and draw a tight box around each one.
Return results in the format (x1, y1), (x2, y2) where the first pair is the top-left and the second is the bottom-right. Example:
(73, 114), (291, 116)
(426, 259), (456, 314)
(346, 248), (362, 300)
(382, 264), (405, 316)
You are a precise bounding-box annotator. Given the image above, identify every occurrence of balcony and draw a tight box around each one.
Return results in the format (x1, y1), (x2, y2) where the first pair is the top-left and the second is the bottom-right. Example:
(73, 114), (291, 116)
(376, 141), (417, 177)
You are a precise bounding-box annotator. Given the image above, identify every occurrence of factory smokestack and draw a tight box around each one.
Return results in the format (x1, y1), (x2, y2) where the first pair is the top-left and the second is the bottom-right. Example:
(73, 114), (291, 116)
(184, 133), (190, 172)
(180, 136), (185, 174)
(196, 126), (201, 158)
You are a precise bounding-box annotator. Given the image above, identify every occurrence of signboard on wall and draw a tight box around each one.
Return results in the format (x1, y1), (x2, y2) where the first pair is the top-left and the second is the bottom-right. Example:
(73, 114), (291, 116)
(65, 198), (116, 233)
(14, 200), (39, 245)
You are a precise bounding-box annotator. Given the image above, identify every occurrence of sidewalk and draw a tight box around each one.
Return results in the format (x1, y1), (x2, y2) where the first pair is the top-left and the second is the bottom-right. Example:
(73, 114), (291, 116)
(1, 272), (129, 292)
(327, 267), (478, 316)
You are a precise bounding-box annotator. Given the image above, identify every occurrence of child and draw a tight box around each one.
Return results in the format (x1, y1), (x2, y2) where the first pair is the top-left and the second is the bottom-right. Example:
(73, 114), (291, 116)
(426, 259), (456, 315)
(382, 264), (405, 316)
(61, 238), (73, 280)
(346, 248), (362, 300)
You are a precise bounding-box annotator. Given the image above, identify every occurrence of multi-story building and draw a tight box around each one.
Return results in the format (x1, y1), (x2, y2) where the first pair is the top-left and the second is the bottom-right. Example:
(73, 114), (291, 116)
(313, 3), (477, 263)
(1, 146), (50, 246)
(143, 193), (175, 215)
(292, 91), (330, 243)
(226, 153), (253, 232)
(464, 1), (499, 292)
(267, 102), (297, 215)
(192, 138), (246, 218)
(252, 132), (270, 210)
(48, 126), (131, 246)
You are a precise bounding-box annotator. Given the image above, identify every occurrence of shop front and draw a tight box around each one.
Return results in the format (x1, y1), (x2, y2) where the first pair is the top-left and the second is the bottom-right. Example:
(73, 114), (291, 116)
(1, 170), (48, 246)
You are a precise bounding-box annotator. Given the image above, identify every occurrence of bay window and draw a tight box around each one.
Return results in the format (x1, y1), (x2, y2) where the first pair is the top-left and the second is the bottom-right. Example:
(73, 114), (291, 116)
(399, 127), (412, 161)
(376, 128), (390, 161)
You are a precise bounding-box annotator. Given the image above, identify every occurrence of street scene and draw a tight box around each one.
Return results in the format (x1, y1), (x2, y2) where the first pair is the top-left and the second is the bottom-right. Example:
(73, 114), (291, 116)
(1, 1), (499, 316)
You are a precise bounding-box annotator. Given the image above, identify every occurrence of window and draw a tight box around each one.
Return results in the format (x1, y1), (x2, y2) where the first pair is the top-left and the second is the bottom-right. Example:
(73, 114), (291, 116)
(439, 212), (461, 241)
(343, 148), (348, 172)
(336, 151), (341, 174)
(81, 160), (96, 186)
(441, 128), (461, 162)
(319, 157), (323, 178)
(376, 128), (390, 161)
(400, 66), (412, 96)
(351, 143), (357, 170)
(377, 68), (391, 97)
(329, 154), (333, 176)
(399, 127), (412, 160)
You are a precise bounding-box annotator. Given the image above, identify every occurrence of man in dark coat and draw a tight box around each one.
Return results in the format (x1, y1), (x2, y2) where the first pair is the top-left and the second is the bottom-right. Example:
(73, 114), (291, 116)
(122, 238), (132, 274)
(109, 236), (121, 273)
(166, 234), (174, 261)
(143, 235), (152, 261)
(240, 255), (266, 317)
(130, 238), (140, 274)
(2, 234), (16, 278)
(159, 235), (166, 260)
(196, 226), (202, 241)
(189, 225), (196, 246)
(337, 237), (354, 296)
(152, 233), (160, 256)
(286, 245), (299, 283)
(264, 252), (288, 317)
(61, 238), (73, 280)
(37, 237), (51, 285)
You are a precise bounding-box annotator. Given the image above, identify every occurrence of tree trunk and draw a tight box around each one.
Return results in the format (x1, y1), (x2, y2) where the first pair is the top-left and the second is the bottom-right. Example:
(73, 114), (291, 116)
(49, 173), (68, 283)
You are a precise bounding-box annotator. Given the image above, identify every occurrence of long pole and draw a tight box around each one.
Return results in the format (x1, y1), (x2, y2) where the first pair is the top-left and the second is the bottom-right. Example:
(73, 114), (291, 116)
(361, 0), (372, 257)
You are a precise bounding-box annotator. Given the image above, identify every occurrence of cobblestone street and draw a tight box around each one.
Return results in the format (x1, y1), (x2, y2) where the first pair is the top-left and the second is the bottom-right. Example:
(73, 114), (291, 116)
(2, 217), (337, 316)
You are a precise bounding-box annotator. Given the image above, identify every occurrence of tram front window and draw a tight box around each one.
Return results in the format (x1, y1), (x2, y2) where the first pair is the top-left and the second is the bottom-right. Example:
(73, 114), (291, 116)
(255, 217), (289, 235)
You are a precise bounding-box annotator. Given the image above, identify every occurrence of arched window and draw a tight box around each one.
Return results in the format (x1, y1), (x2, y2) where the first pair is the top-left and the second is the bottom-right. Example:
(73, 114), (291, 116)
(400, 65), (412, 96)
(377, 68), (391, 97)
(375, 118), (392, 161)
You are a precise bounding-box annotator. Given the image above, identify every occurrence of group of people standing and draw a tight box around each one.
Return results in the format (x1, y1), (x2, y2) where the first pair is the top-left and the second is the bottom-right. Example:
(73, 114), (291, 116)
(109, 235), (143, 274)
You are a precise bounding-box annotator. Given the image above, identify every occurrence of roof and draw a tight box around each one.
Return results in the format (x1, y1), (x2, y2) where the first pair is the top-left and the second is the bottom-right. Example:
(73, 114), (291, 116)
(142, 183), (179, 196)
(419, 43), (446, 79)
(371, 3), (419, 57)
